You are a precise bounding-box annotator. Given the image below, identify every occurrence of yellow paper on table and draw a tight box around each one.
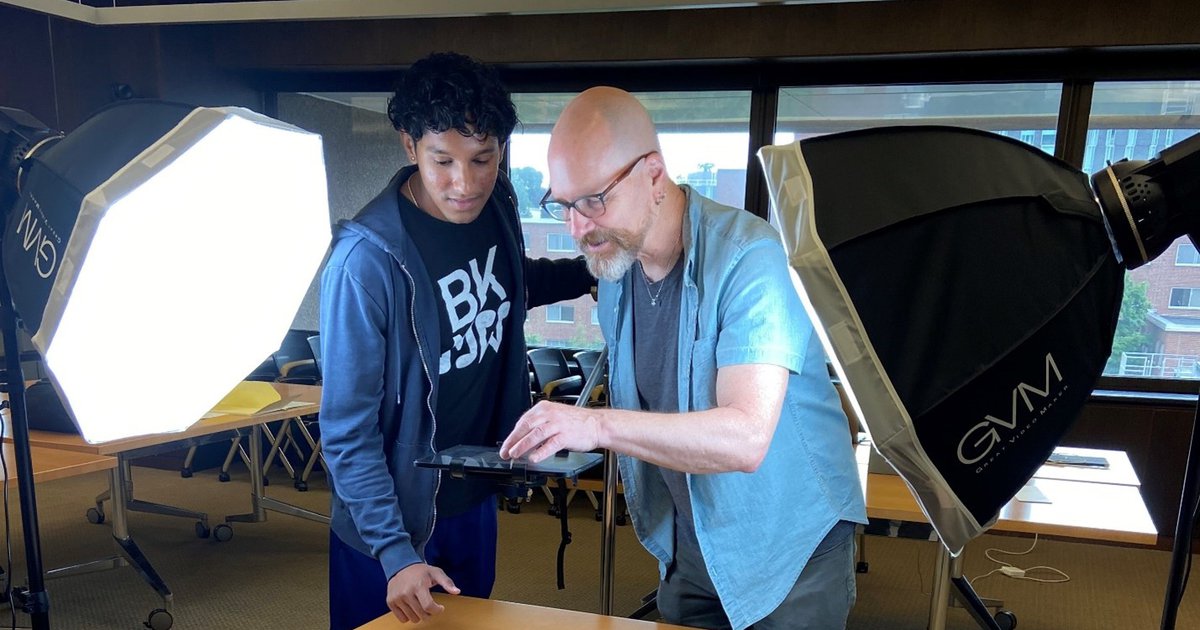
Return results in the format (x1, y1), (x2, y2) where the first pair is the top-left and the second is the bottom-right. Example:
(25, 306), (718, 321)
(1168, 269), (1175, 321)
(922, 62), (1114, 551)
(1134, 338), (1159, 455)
(210, 381), (282, 416)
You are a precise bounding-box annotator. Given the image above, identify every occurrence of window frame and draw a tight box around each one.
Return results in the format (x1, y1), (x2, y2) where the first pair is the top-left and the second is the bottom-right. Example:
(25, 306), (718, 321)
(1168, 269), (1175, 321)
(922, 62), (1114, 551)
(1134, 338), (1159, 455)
(266, 53), (1200, 396)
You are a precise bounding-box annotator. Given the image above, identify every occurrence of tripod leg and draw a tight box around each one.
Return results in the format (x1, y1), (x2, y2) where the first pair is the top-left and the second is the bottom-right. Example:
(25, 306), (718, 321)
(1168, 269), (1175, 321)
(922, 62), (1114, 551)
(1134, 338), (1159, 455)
(1161, 404), (1200, 630)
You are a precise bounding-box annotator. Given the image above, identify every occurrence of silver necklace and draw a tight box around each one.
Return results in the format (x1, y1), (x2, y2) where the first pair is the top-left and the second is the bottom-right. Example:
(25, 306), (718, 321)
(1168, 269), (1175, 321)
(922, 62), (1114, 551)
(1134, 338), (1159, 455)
(641, 265), (668, 306)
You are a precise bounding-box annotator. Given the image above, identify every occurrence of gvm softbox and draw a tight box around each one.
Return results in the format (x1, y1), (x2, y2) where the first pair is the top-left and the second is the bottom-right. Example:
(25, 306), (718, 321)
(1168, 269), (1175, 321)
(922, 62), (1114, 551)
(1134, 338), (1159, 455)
(759, 126), (1123, 554)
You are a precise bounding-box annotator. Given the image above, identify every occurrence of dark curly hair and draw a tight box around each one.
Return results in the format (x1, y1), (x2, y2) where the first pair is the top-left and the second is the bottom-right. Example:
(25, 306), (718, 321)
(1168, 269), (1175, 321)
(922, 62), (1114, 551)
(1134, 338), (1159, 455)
(387, 52), (518, 144)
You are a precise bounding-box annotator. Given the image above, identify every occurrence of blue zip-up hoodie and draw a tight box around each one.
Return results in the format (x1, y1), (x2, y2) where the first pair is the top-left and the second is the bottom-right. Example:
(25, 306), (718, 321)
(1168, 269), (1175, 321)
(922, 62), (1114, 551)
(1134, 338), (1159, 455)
(318, 166), (592, 580)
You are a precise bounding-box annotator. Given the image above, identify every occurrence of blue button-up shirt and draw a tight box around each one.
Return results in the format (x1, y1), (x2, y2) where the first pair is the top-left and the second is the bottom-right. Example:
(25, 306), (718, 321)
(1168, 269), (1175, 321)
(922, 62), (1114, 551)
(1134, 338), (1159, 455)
(598, 187), (867, 630)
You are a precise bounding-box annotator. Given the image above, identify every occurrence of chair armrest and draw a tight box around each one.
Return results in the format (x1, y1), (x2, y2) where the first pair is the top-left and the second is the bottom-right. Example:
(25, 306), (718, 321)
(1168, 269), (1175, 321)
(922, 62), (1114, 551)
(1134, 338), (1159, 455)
(543, 375), (583, 398)
(279, 359), (316, 378)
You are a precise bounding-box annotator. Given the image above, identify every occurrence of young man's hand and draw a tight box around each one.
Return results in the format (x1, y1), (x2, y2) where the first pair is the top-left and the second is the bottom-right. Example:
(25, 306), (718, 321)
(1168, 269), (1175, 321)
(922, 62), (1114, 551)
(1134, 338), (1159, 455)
(387, 563), (460, 623)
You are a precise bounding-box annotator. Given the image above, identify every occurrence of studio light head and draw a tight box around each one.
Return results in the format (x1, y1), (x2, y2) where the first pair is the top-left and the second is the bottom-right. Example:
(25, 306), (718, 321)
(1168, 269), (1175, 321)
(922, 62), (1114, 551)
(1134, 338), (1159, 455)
(1092, 133), (1200, 269)
(1, 100), (331, 443)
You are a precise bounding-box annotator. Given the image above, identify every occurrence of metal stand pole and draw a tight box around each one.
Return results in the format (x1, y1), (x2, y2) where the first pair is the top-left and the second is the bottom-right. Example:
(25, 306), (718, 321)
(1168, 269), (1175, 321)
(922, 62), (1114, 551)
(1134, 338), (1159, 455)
(0, 263), (50, 630)
(599, 449), (618, 615)
(573, 346), (617, 616)
(1160, 400), (1200, 630)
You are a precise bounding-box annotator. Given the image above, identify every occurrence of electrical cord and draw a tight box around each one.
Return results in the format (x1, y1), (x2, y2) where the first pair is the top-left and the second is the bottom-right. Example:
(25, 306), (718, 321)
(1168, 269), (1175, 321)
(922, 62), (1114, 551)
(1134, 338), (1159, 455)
(1, 397), (17, 629)
(968, 534), (1070, 585)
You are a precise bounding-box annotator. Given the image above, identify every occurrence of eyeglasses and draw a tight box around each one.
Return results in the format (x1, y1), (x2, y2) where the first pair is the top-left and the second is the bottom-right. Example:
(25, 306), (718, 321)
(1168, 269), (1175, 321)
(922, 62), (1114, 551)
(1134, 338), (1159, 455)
(539, 152), (653, 221)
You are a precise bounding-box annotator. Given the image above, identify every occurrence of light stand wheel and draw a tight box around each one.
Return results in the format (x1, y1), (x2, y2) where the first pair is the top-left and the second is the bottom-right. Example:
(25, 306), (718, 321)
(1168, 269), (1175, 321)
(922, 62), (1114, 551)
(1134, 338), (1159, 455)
(194, 521), (210, 539)
(217, 472), (230, 483)
(144, 608), (172, 630)
(85, 507), (105, 525)
(994, 610), (1017, 629)
(213, 524), (233, 542)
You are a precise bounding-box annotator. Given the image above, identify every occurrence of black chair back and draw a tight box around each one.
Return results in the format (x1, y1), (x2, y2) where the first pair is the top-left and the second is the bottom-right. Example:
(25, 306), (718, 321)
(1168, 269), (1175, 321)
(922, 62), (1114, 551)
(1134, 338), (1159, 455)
(528, 347), (583, 399)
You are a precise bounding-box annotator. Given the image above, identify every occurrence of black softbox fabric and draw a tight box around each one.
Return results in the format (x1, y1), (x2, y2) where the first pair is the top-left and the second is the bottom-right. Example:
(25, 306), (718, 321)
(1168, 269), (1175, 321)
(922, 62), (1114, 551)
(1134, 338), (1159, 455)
(759, 126), (1124, 554)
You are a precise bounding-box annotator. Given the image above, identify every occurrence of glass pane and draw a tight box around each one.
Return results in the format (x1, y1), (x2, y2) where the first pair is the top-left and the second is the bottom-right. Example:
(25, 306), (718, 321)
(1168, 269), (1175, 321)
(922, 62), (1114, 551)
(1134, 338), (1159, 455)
(775, 83), (1063, 151)
(513, 91), (752, 351)
(1091, 81), (1200, 380)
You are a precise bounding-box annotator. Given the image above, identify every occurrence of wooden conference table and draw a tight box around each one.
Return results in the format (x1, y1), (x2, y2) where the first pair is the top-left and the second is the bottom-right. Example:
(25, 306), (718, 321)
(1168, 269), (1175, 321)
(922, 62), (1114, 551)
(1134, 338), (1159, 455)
(358, 595), (695, 630)
(3, 381), (323, 617)
(858, 442), (1156, 630)
(0, 441), (116, 486)
(0, 442), (128, 612)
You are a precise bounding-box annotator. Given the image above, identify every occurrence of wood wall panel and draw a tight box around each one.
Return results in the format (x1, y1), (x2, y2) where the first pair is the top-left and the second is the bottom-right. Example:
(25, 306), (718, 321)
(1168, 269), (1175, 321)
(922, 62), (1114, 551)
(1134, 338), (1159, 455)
(206, 0), (1200, 71)
(46, 20), (161, 129)
(0, 6), (59, 129)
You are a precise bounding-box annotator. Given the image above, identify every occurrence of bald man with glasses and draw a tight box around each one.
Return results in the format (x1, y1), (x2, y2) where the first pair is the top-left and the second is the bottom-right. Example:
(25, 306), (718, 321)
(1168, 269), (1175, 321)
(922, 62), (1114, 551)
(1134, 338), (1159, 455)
(501, 87), (867, 630)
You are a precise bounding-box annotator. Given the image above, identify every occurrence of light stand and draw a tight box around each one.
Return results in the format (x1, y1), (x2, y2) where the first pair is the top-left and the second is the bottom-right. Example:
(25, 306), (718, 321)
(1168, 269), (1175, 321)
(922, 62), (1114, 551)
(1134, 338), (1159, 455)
(0, 275), (47, 629)
(0, 106), (60, 630)
(1162, 405), (1200, 629)
(1092, 139), (1200, 630)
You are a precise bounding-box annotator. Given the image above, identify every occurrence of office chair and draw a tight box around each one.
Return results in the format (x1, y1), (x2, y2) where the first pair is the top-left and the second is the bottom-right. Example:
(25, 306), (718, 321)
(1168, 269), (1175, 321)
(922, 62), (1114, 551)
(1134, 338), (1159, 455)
(179, 355), (277, 480)
(528, 347), (584, 404)
(571, 350), (606, 405)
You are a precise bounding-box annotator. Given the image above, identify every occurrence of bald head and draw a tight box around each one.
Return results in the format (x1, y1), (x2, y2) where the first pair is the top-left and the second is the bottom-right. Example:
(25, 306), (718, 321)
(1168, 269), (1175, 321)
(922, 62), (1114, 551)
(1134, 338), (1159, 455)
(547, 87), (663, 199)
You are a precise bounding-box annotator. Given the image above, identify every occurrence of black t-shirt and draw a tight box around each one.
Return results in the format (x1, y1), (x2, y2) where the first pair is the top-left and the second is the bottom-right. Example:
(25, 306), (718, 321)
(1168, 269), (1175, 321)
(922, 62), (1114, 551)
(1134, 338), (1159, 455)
(399, 179), (514, 516)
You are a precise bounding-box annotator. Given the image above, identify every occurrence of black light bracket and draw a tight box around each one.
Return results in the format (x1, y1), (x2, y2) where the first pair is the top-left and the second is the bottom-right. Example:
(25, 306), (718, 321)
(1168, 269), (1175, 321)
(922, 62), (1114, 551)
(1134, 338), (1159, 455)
(1093, 133), (1200, 270)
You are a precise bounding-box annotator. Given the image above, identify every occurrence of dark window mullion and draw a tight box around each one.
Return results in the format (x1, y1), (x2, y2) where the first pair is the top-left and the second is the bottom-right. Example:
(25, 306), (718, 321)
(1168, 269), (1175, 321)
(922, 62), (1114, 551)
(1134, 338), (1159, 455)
(1055, 80), (1095, 168)
(744, 87), (778, 221)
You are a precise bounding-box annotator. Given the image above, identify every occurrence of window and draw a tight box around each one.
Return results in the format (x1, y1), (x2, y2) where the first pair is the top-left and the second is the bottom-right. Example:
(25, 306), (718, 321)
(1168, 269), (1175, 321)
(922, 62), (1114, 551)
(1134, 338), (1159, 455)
(1170, 288), (1200, 309)
(546, 305), (575, 323)
(547, 233), (575, 252)
(1090, 81), (1200, 380)
(522, 231), (530, 252)
(775, 84), (1063, 153)
(591, 307), (599, 325)
(513, 90), (752, 351)
(1177, 243), (1200, 266)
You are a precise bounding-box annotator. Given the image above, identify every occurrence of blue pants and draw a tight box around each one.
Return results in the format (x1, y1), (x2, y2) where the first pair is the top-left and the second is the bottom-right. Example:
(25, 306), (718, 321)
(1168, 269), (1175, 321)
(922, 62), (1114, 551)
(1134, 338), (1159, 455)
(328, 497), (498, 630)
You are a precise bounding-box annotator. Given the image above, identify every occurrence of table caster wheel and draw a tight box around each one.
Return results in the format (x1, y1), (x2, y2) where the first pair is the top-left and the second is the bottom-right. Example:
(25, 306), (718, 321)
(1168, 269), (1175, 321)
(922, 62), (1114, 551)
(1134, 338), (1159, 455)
(856, 561), (869, 573)
(179, 468), (192, 478)
(194, 521), (210, 539)
(86, 507), (105, 525)
(213, 523), (233, 542)
(263, 476), (270, 487)
(994, 610), (1017, 629)
(547, 505), (560, 517)
(616, 514), (627, 526)
(145, 608), (173, 630)
(594, 510), (603, 522)
(218, 472), (230, 482)
(294, 480), (308, 492)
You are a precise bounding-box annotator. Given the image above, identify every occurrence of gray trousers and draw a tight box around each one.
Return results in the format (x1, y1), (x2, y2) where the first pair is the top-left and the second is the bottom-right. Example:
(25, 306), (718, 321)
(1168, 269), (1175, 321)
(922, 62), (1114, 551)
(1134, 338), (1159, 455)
(656, 520), (857, 630)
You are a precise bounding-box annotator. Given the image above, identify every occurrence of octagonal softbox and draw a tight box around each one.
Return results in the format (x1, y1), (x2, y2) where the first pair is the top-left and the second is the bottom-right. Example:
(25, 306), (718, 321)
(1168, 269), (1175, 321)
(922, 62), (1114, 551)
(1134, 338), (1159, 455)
(759, 126), (1123, 554)
(4, 101), (330, 443)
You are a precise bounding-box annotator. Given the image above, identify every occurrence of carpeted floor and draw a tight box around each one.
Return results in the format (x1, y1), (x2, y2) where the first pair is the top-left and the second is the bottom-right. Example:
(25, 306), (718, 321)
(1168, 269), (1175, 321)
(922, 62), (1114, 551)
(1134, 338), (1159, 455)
(0, 462), (1197, 629)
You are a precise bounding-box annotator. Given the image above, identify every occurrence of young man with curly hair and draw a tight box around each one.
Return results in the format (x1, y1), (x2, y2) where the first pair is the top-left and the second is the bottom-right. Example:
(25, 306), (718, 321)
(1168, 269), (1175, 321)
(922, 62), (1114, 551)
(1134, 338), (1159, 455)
(318, 52), (592, 630)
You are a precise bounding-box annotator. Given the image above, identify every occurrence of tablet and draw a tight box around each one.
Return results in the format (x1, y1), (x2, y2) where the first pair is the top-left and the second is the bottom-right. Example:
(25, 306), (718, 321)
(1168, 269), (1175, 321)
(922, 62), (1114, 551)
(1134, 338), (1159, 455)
(414, 444), (603, 485)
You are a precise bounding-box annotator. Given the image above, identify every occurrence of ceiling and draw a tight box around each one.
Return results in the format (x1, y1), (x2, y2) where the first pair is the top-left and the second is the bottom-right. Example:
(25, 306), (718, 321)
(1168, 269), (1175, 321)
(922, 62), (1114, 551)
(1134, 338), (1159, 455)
(1, 0), (882, 26)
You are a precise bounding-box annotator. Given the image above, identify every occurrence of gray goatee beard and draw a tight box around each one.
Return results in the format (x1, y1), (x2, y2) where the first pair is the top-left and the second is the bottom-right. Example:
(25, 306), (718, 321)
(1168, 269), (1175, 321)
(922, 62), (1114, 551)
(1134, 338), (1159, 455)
(585, 246), (637, 282)
(578, 227), (645, 283)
